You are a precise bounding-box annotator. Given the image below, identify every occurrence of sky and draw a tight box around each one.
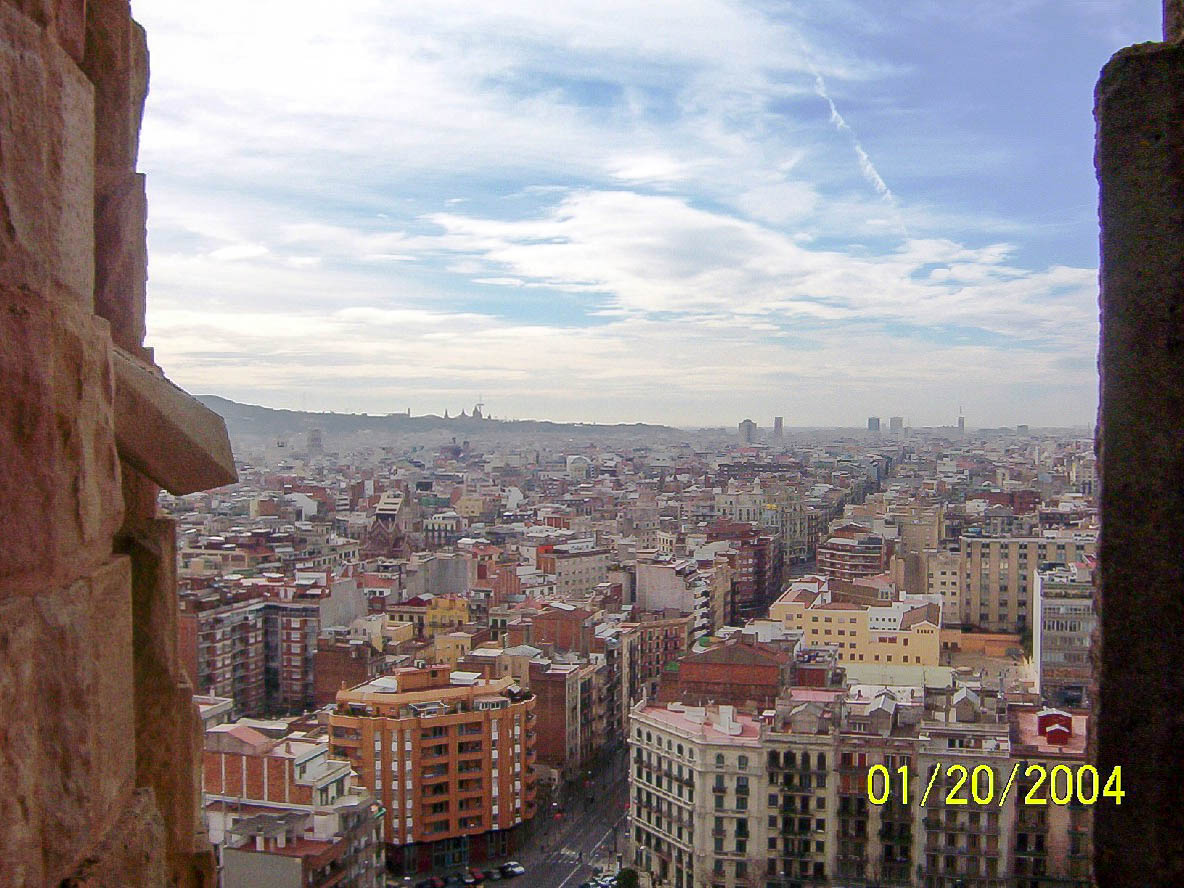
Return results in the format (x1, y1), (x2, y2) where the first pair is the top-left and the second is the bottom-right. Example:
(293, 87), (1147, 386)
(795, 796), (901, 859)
(131, 0), (1160, 429)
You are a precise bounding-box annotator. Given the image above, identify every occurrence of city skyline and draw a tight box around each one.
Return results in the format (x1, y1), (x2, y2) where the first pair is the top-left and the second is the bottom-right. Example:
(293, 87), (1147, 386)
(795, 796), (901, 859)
(133, 1), (1158, 427)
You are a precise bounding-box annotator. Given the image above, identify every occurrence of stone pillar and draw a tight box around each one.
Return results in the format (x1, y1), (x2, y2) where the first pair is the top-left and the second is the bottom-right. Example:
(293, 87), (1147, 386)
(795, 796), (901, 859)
(0, 1), (225, 885)
(1095, 36), (1184, 888)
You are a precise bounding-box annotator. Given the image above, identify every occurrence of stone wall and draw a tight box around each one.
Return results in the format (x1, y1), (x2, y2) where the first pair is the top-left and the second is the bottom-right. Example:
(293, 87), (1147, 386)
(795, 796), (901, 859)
(1094, 10), (1184, 888)
(1, 1), (231, 885)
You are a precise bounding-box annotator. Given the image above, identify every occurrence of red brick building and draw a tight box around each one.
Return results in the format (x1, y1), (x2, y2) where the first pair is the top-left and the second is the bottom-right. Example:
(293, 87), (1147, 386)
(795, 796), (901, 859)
(656, 639), (789, 709)
(314, 634), (386, 707)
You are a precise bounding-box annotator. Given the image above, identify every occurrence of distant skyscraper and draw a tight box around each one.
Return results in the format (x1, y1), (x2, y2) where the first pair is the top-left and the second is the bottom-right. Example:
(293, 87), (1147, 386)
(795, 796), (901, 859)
(738, 419), (757, 444)
(867, 416), (880, 432)
(307, 427), (323, 454)
(773, 416), (784, 438)
(889, 416), (904, 432)
(957, 415), (965, 433)
(1017, 424), (1030, 435)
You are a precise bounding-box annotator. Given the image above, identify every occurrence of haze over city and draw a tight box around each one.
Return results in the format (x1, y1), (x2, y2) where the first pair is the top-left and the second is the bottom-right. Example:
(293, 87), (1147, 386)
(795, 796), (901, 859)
(131, 1), (1158, 427)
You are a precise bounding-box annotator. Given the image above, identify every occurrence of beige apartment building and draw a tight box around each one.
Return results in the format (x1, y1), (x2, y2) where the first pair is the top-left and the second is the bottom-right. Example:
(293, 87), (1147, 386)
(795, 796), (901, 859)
(629, 693), (1092, 888)
(629, 703), (768, 888)
(538, 548), (611, 597)
(960, 534), (1097, 632)
(769, 579), (941, 667)
(922, 548), (963, 625)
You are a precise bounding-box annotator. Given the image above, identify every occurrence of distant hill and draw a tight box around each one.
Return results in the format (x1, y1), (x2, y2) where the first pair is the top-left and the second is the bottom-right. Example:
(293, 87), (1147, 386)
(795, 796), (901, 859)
(196, 395), (677, 440)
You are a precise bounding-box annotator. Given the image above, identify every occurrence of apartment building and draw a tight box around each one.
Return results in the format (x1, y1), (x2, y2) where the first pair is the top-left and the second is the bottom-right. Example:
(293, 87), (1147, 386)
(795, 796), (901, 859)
(329, 667), (537, 873)
(1006, 707), (1093, 886)
(622, 614), (696, 702)
(633, 689), (1092, 888)
(770, 578), (941, 667)
(179, 587), (267, 717)
(537, 547), (611, 597)
(629, 703), (768, 888)
(203, 723), (383, 888)
(1034, 563), (1096, 708)
(636, 554), (713, 635)
(960, 533), (1097, 632)
(817, 526), (890, 583)
(703, 522), (781, 618)
(314, 633), (386, 707)
(529, 659), (603, 781)
(922, 548), (963, 626)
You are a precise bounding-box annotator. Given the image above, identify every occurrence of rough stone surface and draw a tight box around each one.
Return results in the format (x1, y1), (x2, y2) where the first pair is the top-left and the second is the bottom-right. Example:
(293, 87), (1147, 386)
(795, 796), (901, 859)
(0, 4), (96, 307)
(52, 0), (87, 64)
(60, 788), (168, 888)
(0, 1), (224, 885)
(0, 558), (136, 886)
(0, 294), (122, 588)
(82, 0), (146, 171)
(38, 557), (136, 883)
(1095, 38), (1184, 888)
(94, 171), (146, 349)
(1168, 0), (1184, 42)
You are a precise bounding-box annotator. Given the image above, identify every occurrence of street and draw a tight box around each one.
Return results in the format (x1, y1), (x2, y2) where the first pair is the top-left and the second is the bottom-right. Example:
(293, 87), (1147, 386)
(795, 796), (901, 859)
(516, 747), (631, 888)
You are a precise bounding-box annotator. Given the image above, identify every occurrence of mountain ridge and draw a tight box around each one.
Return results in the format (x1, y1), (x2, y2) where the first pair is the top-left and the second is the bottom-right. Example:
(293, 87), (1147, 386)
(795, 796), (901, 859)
(196, 394), (678, 440)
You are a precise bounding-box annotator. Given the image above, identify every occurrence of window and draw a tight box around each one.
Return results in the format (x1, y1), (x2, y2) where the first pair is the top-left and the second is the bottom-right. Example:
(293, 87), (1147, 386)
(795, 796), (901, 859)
(738, 755), (748, 771)
(715, 753), (725, 767)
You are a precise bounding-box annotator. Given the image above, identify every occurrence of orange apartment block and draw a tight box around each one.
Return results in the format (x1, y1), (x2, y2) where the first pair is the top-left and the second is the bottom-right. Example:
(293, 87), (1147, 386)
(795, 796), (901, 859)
(329, 667), (537, 873)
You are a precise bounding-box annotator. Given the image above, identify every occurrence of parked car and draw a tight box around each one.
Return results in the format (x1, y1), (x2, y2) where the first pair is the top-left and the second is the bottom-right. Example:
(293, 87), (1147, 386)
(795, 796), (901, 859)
(444, 874), (465, 886)
(483, 870), (503, 882)
(500, 862), (526, 878)
(467, 869), (486, 883)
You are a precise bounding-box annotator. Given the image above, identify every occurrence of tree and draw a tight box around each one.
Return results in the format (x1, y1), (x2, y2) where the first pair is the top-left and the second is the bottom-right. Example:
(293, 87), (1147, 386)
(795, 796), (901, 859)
(617, 868), (640, 888)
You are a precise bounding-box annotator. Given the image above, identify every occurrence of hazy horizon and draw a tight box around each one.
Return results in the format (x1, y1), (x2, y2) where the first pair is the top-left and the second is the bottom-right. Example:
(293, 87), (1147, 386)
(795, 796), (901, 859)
(134, 1), (1156, 428)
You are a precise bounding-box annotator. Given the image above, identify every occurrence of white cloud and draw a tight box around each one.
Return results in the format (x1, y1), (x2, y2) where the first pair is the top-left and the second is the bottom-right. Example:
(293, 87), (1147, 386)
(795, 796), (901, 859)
(130, 0), (1102, 426)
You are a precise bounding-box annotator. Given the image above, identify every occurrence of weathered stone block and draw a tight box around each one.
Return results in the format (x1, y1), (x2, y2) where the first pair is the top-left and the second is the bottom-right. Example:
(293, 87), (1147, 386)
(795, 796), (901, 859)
(47, 31), (96, 301)
(93, 171), (145, 349)
(0, 597), (48, 888)
(0, 292), (58, 584)
(82, 0), (145, 171)
(3, 0), (50, 27)
(52, 0), (86, 63)
(0, 291), (121, 588)
(0, 6), (52, 287)
(38, 557), (136, 883)
(0, 6), (95, 307)
(51, 309), (123, 570)
(113, 347), (237, 495)
(60, 788), (167, 888)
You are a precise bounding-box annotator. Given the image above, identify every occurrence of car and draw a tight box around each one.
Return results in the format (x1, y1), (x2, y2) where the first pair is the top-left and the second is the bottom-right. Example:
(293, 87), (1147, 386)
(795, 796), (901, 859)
(444, 875), (465, 887)
(483, 871), (503, 882)
(429, 878), (446, 888)
(467, 869), (486, 883)
(499, 862), (526, 878)
(580, 882), (595, 888)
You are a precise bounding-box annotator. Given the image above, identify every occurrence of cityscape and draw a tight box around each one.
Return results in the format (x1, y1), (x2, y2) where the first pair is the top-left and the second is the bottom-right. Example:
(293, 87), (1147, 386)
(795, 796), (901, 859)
(174, 407), (1097, 888)
(4, 2), (1180, 888)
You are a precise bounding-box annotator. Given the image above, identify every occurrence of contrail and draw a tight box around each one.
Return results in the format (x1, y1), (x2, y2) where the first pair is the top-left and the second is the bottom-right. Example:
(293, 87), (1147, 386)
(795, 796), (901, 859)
(810, 66), (897, 208)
